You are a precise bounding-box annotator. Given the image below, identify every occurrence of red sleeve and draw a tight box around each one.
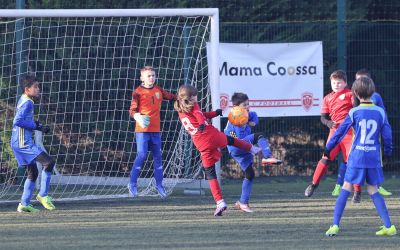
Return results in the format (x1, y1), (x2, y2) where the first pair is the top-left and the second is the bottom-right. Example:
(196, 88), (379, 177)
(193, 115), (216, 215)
(203, 111), (218, 119)
(192, 104), (206, 125)
(321, 94), (330, 114)
(159, 87), (176, 101)
(129, 89), (140, 118)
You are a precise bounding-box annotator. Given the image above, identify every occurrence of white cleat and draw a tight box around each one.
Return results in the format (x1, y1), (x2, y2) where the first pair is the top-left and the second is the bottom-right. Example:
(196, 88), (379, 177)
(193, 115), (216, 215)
(261, 157), (283, 165)
(214, 200), (227, 216)
(234, 201), (254, 213)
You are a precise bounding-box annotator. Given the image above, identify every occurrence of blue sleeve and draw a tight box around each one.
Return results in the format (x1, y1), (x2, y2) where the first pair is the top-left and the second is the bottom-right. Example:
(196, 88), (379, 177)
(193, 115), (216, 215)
(326, 115), (353, 151)
(248, 111), (259, 125)
(371, 93), (385, 110)
(14, 101), (36, 129)
(381, 115), (392, 156)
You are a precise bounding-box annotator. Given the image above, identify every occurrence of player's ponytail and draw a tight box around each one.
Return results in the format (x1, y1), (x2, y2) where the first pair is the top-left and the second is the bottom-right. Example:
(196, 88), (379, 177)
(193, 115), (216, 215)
(174, 85), (197, 113)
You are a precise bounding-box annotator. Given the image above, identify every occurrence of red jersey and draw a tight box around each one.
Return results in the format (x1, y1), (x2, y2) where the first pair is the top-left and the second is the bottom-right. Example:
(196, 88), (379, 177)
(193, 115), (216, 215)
(178, 103), (230, 167)
(129, 85), (176, 132)
(321, 88), (353, 125)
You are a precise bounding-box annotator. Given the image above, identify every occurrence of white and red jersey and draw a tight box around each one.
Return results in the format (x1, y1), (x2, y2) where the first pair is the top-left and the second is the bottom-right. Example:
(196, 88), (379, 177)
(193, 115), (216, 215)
(178, 103), (227, 167)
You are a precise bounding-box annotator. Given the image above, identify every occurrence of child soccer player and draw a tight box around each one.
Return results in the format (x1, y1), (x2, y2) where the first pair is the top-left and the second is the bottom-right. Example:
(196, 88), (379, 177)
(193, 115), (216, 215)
(325, 76), (396, 236)
(128, 66), (176, 198)
(331, 69), (392, 198)
(11, 75), (56, 212)
(224, 92), (282, 213)
(304, 70), (358, 198)
(174, 85), (261, 216)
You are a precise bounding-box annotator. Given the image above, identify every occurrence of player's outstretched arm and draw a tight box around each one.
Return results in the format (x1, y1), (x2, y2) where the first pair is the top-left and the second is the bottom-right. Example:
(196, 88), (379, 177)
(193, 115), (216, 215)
(326, 115), (352, 151)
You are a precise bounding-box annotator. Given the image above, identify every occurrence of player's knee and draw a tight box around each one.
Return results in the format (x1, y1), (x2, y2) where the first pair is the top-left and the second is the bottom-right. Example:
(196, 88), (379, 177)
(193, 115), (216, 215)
(27, 163), (39, 181)
(135, 151), (147, 162)
(204, 166), (217, 180)
(320, 158), (329, 165)
(244, 166), (255, 181)
(253, 132), (265, 140)
(152, 150), (162, 165)
(43, 159), (55, 173)
(226, 135), (235, 146)
(36, 152), (55, 172)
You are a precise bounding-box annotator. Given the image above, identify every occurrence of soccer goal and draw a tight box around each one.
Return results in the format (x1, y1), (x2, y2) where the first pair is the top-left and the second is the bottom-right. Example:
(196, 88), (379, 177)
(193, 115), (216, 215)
(0, 9), (220, 201)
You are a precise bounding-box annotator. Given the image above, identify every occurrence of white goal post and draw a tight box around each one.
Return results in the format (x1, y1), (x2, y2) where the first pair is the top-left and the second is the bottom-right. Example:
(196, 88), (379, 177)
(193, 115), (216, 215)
(0, 9), (219, 201)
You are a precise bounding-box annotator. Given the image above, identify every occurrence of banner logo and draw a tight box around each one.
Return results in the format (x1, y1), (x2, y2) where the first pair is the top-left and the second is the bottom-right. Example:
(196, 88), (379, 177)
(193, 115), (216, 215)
(220, 93), (229, 111)
(301, 92), (313, 111)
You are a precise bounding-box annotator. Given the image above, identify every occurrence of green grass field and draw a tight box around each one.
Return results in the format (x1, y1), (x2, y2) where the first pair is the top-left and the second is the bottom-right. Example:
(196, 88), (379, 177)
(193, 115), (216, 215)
(0, 176), (399, 250)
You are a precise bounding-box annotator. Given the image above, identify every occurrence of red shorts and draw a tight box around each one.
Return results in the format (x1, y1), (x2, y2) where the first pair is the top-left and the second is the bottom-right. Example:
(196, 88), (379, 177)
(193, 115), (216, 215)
(196, 129), (228, 168)
(326, 128), (352, 162)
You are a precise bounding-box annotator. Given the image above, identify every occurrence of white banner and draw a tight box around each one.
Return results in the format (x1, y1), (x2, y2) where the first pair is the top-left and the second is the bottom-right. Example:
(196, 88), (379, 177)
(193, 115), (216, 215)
(213, 42), (323, 117)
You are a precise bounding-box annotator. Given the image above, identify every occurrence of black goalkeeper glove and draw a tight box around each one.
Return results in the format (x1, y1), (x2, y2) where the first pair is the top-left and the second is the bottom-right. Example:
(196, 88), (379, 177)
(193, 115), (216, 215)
(198, 124), (205, 133)
(35, 121), (50, 134)
(215, 109), (223, 116)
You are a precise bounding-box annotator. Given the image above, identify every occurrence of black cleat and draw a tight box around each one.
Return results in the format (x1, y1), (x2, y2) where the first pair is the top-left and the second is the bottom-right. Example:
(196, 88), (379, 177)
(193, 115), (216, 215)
(305, 183), (318, 197)
(352, 191), (361, 203)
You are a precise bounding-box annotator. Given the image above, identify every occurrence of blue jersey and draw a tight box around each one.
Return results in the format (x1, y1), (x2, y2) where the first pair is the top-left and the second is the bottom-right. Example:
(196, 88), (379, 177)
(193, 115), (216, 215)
(224, 111), (258, 142)
(11, 94), (43, 165)
(371, 92), (385, 110)
(326, 103), (392, 169)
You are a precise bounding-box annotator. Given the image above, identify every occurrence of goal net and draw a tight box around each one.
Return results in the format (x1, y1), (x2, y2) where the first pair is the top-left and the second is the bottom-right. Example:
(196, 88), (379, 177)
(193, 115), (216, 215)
(0, 9), (219, 201)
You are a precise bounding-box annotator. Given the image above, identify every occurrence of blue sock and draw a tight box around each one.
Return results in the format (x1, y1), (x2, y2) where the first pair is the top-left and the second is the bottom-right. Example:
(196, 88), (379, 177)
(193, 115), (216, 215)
(152, 148), (164, 187)
(337, 162), (347, 186)
(333, 189), (350, 225)
(21, 179), (36, 206)
(130, 164), (141, 187)
(153, 165), (164, 187)
(239, 178), (253, 204)
(371, 192), (391, 228)
(39, 170), (52, 197)
(257, 137), (272, 158)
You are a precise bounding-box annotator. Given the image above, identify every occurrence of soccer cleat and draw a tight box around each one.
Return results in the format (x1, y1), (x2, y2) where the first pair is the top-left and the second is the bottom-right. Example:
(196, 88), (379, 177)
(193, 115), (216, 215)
(351, 191), (361, 204)
(304, 183), (318, 197)
(376, 225), (397, 236)
(156, 185), (168, 199)
(17, 203), (40, 213)
(36, 194), (56, 210)
(214, 200), (227, 216)
(331, 184), (341, 197)
(234, 201), (254, 213)
(378, 186), (392, 196)
(261, 157), (283, 165)
(250, 146), (262, 155)
(325, 225), (339, 236)
(127, 184), (138, 197)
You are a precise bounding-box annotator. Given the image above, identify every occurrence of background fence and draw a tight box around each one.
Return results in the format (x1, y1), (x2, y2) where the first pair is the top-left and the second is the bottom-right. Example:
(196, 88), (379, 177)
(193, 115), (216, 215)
(1, 0), (399, 179)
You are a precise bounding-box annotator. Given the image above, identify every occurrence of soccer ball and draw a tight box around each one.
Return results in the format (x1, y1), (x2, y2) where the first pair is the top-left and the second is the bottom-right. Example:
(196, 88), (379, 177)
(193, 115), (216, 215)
(228, 106), (249, 126)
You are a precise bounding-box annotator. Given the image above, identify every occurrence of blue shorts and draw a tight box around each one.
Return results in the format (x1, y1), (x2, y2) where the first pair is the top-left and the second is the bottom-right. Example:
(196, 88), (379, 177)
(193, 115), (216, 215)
(135, 132), (161, 154)
(229, 134), (254, 170)
(344, 167), (384, 186)
(12, 144), (43, 166)
(231, 152), (253, 170)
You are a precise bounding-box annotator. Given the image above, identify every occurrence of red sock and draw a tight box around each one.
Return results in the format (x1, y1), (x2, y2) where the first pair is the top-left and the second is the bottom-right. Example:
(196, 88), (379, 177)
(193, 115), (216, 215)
(208, 179), (223, 202)
(353, 184), (361, 192)
(233, 138), (252, 151)
(312, 160), (328, 185)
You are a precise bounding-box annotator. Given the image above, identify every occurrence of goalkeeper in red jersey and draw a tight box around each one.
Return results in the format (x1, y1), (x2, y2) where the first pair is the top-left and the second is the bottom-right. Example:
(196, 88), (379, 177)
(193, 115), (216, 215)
(304, 70), (363, 200)
(128, 66), (176, 198)
(174, 85), (261, 216)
